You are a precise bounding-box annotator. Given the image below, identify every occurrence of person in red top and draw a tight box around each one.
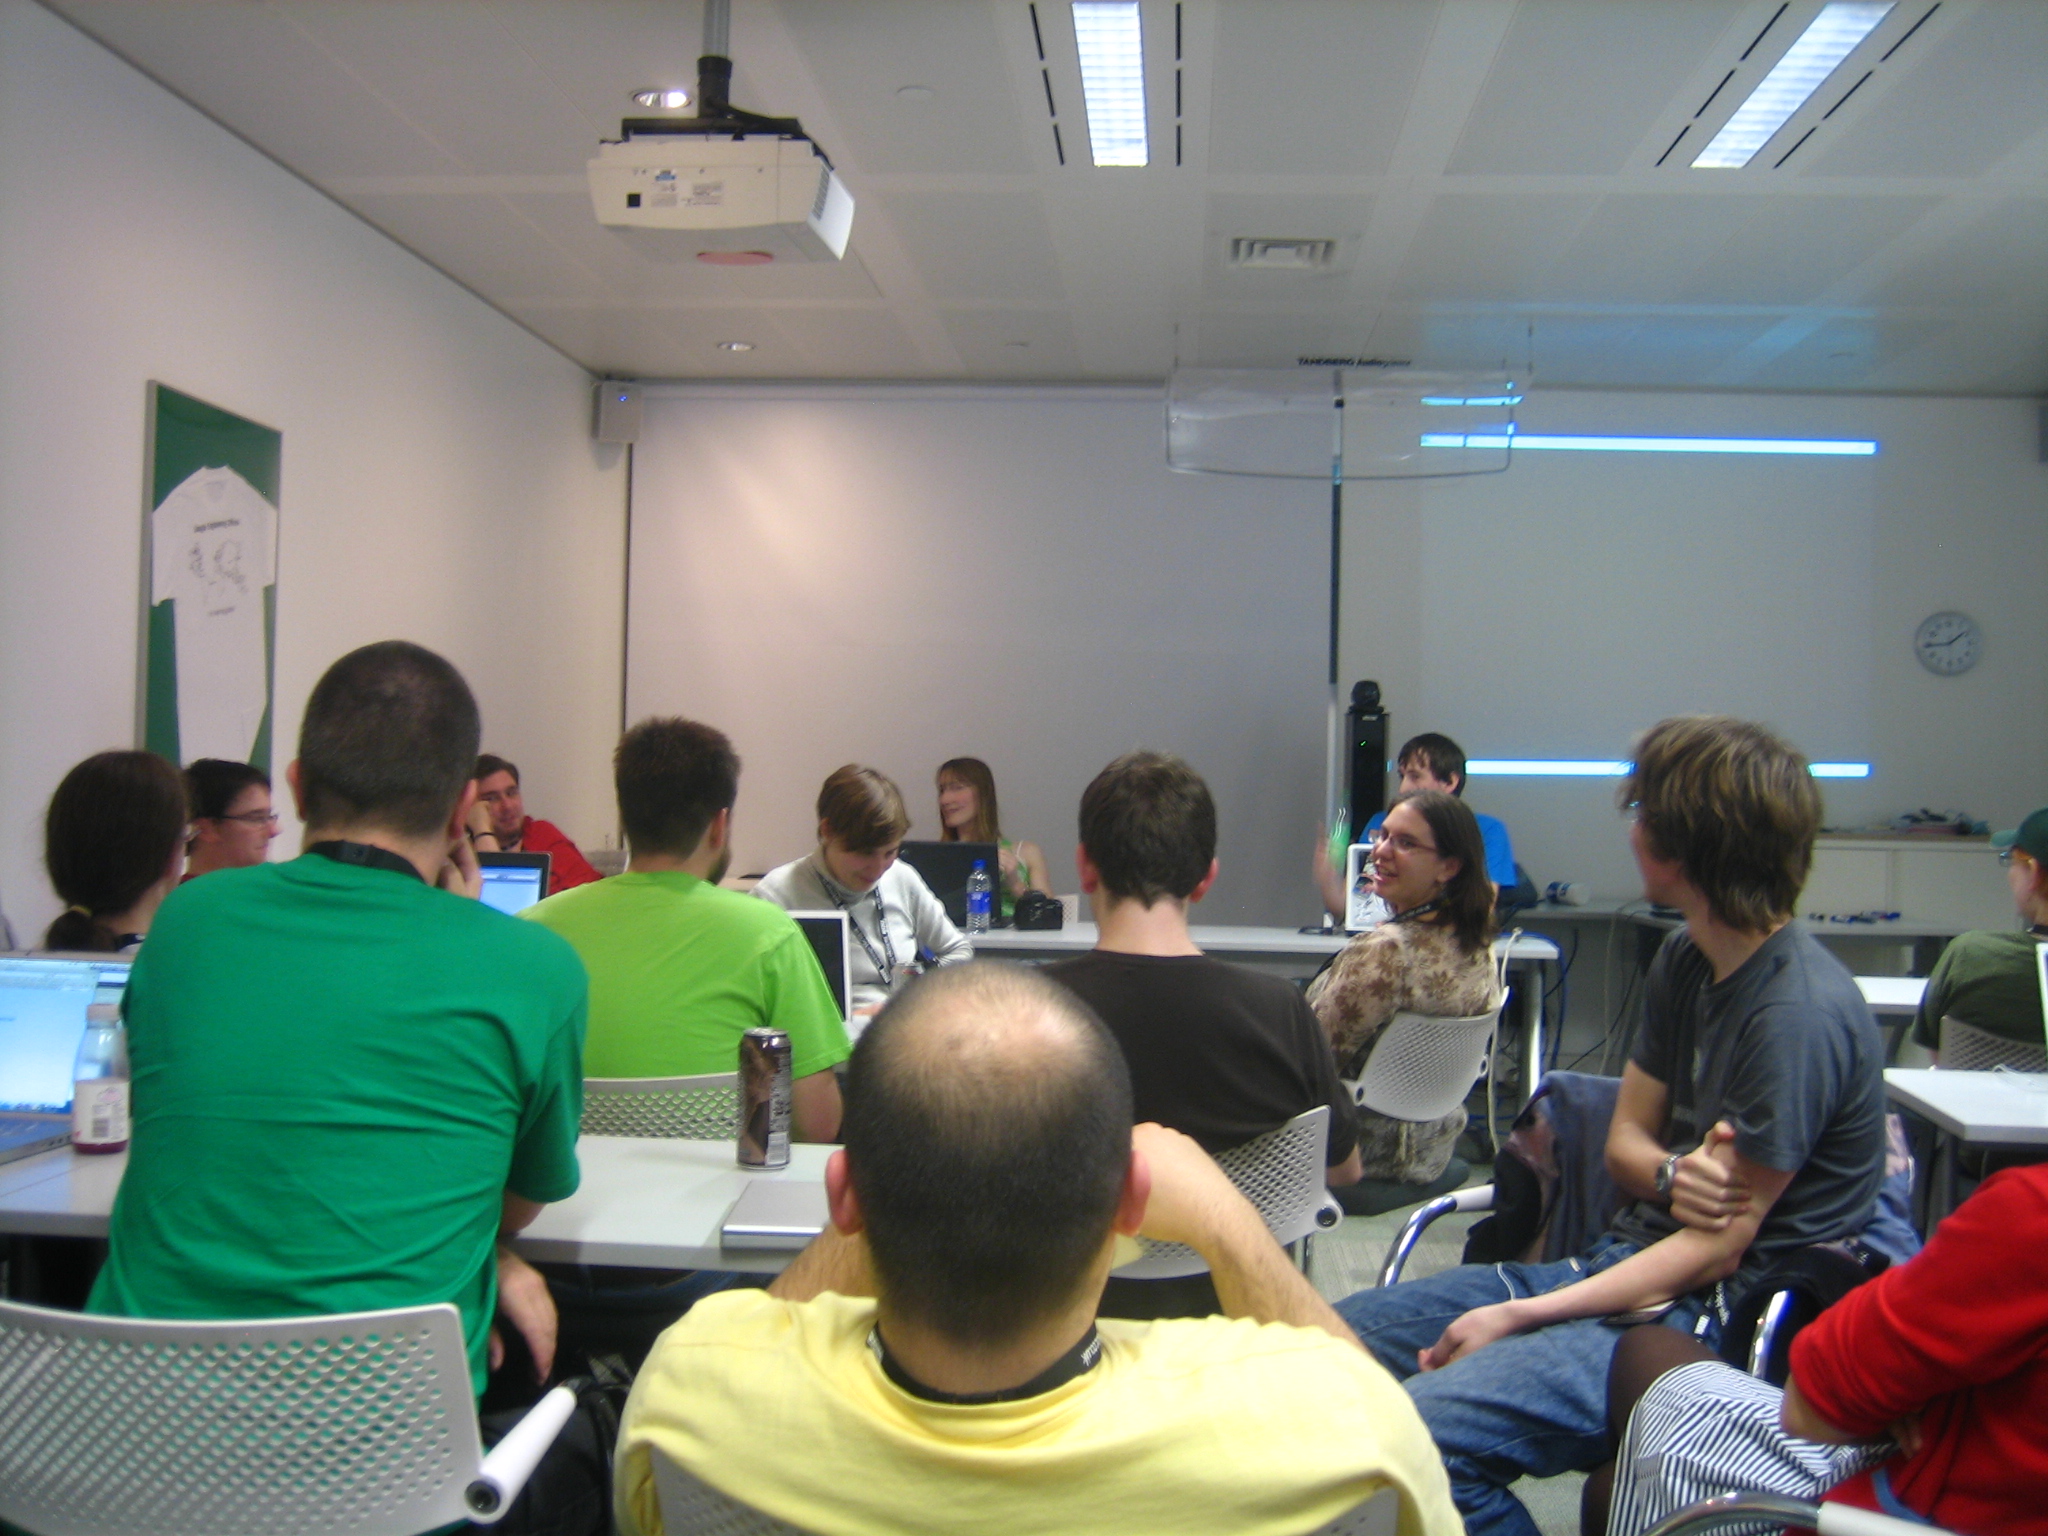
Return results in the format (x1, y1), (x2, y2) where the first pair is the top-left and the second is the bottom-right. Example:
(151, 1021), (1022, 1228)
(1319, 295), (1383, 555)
(1605, 1162), (2048, 1535)
(467, 754), (603, 891)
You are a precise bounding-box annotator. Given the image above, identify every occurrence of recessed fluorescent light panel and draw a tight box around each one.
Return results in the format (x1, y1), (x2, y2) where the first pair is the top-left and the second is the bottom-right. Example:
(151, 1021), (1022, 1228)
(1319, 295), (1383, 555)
(1466, 760), (1871, 779)
(1693, 2), (1893, 169)
(1419, 433), (1877, 456)
(1072, 2), (1148, 167)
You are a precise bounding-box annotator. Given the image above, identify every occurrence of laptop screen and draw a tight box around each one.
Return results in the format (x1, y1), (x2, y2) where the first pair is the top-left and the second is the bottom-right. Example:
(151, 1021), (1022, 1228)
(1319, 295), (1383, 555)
(0, 955), (131, 1113)
(897, 840), (999, 929)
(478, 853), (550, 916)
(790, 911), (853, 1027)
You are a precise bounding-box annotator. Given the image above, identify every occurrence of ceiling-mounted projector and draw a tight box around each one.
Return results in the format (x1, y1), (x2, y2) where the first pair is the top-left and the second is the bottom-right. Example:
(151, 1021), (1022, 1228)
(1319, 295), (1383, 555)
(586, 0), (853, 262)
(588, 133), (853, 261)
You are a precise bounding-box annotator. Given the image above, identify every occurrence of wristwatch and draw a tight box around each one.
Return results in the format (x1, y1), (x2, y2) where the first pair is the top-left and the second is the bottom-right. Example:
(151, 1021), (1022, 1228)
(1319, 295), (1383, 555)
(1654, 1152), (1680, 1200)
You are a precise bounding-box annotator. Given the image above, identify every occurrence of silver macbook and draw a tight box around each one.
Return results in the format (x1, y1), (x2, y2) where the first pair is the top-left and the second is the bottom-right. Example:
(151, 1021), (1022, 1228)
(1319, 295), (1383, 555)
(0, 954), (132, 1165)
(720, 1178), (829, 1251)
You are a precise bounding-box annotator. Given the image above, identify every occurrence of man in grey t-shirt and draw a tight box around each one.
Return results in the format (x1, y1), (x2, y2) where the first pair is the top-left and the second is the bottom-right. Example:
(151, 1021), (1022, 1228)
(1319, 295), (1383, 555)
(1608, 922), (1884, 1287)
(1332, 716), (1885, 1536)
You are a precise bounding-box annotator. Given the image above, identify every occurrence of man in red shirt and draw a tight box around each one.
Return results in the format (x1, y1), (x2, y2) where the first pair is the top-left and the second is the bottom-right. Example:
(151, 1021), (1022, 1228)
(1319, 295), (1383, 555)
(1606, 1162), (2048, 1535)
(470, 754), (603, 891)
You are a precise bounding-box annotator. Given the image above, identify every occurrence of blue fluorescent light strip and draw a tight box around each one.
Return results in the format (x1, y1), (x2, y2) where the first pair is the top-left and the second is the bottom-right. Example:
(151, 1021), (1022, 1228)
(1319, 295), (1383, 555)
(1072, 2), (1148, 167)
(1693, 2), (1893, 169)
(1419, 433), (1877, 456)
(1467, 760), (1871, 779)
(1420, 395), (1524, 407)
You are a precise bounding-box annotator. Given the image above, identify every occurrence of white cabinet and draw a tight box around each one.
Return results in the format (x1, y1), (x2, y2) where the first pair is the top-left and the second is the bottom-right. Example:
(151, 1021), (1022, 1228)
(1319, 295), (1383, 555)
(1805, 837), (2011, 931)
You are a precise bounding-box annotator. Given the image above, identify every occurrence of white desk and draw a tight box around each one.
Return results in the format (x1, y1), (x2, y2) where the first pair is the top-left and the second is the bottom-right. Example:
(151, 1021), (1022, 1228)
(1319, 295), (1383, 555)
(1884, 1067), (2048, 1223)
(977, 925), (1562, 1109)
(0, 1137), (830, 1275)
(1856, 976), (1926, 1017)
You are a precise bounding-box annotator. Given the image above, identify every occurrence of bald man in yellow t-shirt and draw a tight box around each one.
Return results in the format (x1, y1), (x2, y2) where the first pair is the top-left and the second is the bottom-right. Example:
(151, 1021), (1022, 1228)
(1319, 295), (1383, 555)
(616, 962), (1460, 1536)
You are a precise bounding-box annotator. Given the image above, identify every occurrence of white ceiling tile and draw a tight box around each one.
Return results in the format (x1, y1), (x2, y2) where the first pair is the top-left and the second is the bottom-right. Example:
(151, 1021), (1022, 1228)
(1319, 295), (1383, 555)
(276, 4), (598, 176)
(1445, 0), (1747, 175)
(1811, 0), (2048, 177)
(51, 1), (468, 176)
(1546, 193), (1773, 303)
(1871, 199), (2048, 310)
(772, 0), (1038, 175)
(1207, 0), (1439, 175)
(1389, 193), (1604, 303)
(779, 309), (931, 374)
(1678, 196), (1941, 306)
(940, 309), (1084, 375)
(882, 189), (1067, 301)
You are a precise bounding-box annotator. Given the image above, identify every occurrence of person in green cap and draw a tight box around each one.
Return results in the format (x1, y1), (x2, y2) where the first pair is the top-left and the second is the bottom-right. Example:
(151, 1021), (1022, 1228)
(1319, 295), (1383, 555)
(1913, 806), (2048, 1058)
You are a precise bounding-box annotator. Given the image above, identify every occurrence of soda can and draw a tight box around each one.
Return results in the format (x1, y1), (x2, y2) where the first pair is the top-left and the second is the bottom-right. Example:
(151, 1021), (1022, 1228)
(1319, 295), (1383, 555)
(738, 1026), (792, 1169)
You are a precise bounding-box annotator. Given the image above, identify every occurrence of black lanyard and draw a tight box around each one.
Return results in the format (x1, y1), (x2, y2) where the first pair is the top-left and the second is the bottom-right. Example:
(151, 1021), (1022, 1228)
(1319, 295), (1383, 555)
(306, 840), (427, 883)
(869, 1324), (1101, 1404)
(820, 861), (897, 987)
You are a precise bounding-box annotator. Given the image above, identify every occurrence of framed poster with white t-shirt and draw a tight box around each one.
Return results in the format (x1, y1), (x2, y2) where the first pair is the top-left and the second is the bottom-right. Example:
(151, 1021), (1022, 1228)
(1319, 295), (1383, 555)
(141, 384), (280, 773)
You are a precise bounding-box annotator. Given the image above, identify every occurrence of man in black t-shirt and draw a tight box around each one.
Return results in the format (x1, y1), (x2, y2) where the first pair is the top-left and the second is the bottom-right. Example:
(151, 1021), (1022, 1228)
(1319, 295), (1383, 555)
(1046, 752), (1361, 1185)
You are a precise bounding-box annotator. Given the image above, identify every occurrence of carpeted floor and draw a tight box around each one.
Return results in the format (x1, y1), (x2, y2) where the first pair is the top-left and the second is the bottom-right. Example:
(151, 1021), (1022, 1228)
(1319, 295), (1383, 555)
(1307, 1184), (1589, 1536)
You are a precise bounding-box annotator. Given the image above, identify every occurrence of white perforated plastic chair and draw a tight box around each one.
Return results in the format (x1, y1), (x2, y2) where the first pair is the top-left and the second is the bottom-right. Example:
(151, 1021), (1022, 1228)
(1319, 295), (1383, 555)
(651, 1449), (1398, 1535)
(582, 1072), (739, 1138)
(0, 1299), (576, 1536)
(1112, 1105), (1341, 1281)
(1938, 1014), (2048, 1073)
(1345, 932), (1513, 1156)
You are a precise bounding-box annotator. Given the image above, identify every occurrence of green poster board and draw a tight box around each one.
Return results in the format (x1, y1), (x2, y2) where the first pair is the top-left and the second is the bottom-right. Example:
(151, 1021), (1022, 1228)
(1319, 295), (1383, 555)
(142, 383), (282, 772)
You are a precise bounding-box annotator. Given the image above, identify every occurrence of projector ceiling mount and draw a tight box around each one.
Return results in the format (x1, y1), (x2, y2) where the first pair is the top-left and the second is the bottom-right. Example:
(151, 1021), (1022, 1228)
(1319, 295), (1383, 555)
(586, 0), (855, 262)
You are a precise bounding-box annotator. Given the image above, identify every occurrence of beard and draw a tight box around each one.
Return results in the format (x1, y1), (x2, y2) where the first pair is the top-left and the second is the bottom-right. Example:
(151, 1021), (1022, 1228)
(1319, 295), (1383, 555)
(708, 845), (732, 885)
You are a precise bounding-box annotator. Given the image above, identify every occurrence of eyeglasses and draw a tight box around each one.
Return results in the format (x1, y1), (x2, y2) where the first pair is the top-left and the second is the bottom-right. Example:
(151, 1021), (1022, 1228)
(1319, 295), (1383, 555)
(1370, 829), (1439, 857)
(215, 810), (280, 827)
(1998, 847), (2030, 868)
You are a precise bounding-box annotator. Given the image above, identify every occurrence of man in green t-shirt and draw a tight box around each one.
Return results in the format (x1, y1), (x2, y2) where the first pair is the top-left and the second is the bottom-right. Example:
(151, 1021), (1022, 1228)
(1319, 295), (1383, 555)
(1914, 806), (2048, 1056)
(92, 641), (587, 1415)
(528, 717), (850, 1141)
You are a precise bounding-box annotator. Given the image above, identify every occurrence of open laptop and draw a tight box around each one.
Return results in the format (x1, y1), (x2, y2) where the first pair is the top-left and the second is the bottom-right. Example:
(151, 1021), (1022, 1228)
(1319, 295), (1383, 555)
(478, 851), (551, 916)
(1342, 844), (1393, 933)
(898, 840), (1000, 929)
(0, 953), (132, 1165)
(789, 910), (853, 1028)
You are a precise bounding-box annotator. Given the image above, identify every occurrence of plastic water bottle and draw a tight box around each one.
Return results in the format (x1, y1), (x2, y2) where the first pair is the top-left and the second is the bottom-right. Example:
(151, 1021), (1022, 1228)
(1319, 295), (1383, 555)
(965, 860), (993, 935)
(72, 1003), (131, 1155)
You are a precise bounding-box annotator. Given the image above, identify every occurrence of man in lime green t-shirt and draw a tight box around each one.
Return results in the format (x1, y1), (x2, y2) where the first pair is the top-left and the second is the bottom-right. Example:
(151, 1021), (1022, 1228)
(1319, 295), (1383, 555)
(528, 717), (849, 1142)
(91, 641), (586, 1410)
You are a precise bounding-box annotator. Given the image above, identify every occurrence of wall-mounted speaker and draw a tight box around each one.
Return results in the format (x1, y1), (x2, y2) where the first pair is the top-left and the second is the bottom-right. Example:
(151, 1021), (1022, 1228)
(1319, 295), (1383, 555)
(595, 380), (642, 444)
(1346, 680), (1388, 830)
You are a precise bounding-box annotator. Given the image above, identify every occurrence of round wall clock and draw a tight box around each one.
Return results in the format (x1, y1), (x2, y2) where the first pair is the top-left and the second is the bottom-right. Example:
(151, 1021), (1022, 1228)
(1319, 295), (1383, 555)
(1913, 611), (1982, 676)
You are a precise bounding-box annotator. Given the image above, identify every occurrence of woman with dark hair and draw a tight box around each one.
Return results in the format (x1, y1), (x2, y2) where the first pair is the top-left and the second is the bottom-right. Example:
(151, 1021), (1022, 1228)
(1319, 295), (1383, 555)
(1304, 788), (1501, 1182)
(934, 757), (1048, 920)
(43, 751), (190, 952)
(754, 765), (972, 1029)
(182, 759), (279, 881)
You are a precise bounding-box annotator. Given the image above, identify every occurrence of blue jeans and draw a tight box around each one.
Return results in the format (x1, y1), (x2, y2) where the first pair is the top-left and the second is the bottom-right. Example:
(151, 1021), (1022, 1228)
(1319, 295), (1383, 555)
(1335, 1238), (1709, 1536)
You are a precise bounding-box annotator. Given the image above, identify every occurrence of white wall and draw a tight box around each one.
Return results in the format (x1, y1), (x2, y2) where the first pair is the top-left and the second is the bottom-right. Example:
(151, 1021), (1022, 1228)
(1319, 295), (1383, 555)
(1342, 390), (2048, 901)
(628, 383), (2046, 929)
(0, 2), (626, 942)
(626, 386), (1329, 926)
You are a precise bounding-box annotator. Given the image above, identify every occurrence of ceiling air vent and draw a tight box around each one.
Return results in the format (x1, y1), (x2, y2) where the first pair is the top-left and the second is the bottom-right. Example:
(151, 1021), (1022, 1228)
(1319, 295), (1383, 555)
(1229, 238), (1337, 271)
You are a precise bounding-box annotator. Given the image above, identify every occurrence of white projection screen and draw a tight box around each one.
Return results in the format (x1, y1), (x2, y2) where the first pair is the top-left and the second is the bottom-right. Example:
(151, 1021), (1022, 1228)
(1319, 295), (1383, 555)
(625, 386), (1330, 925)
